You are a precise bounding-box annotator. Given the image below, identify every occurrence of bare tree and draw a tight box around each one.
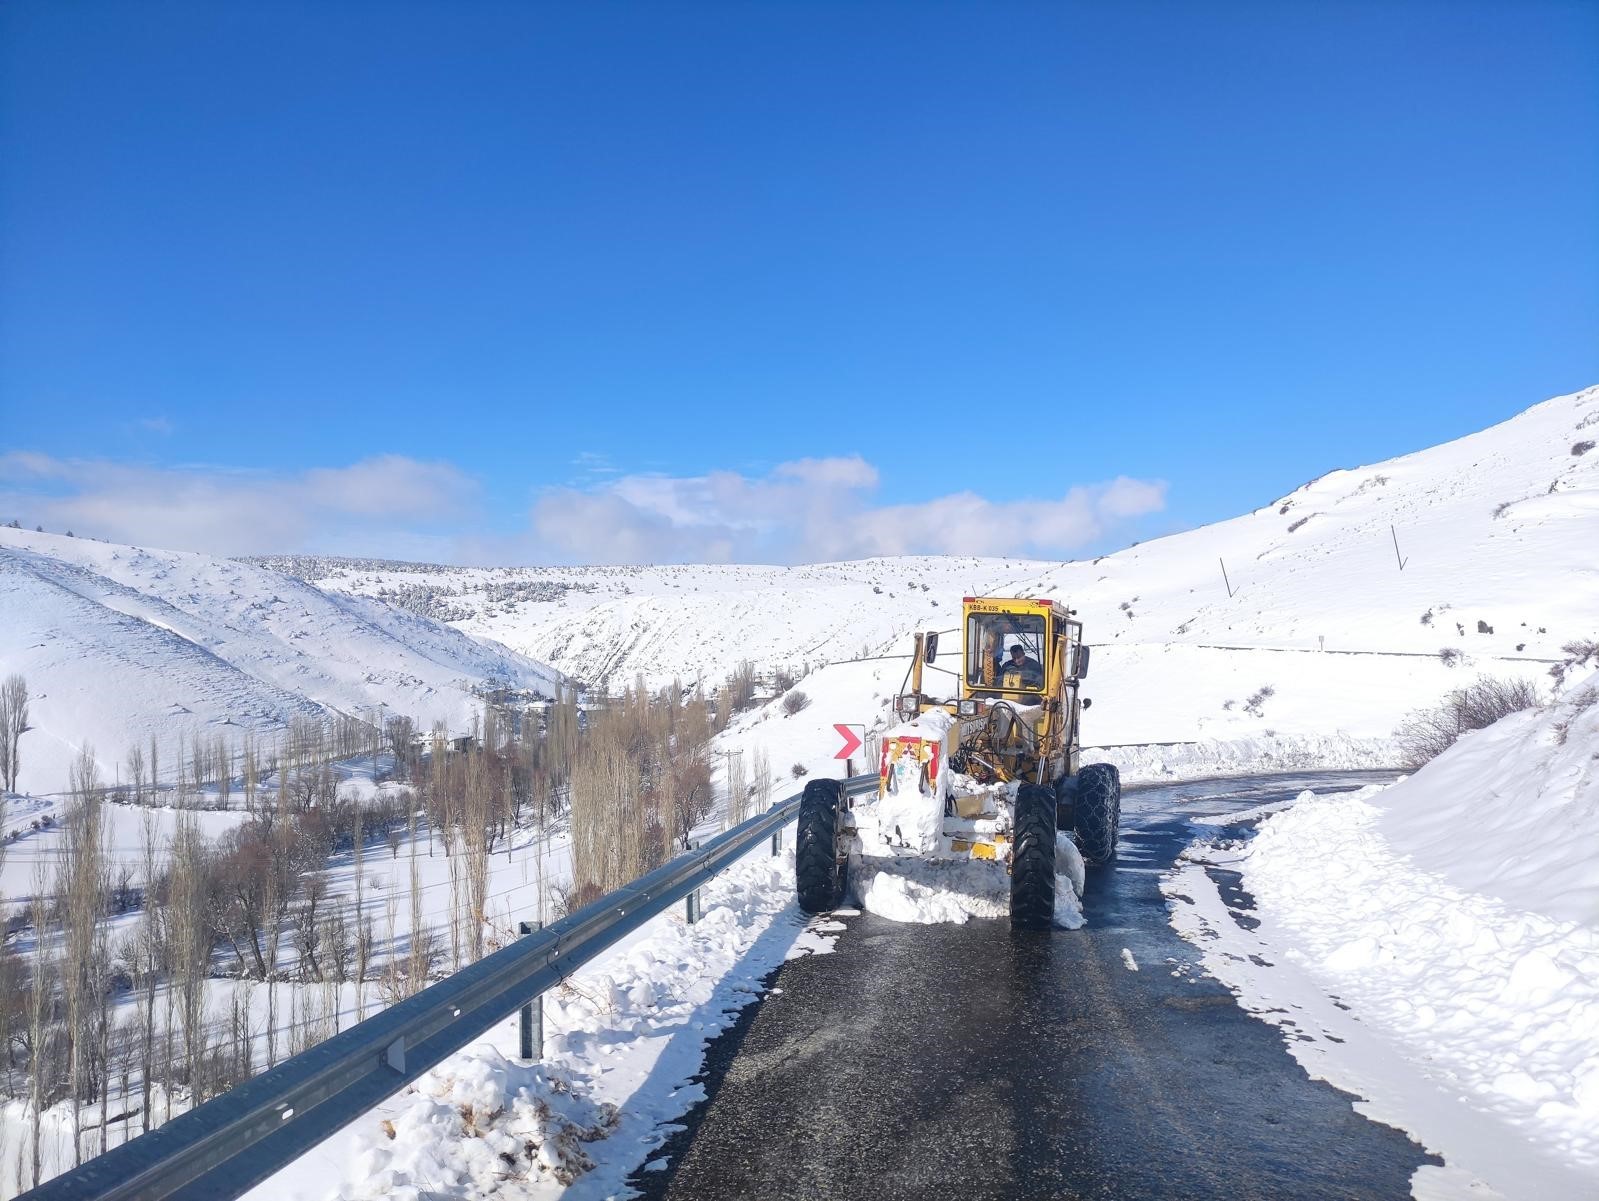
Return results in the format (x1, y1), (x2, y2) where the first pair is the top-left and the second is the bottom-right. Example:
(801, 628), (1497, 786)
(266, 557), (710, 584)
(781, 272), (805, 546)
(726, 753), (749, 829)
(407, 857), (428, 993)
(242, 733), (260, 817)
(463, 749), (490, 963)
(26, 856), (53, 1188)
(62, 745), (106, 1166)
(353, 911), (374, 1022)
(385, 714), (415, 782)
(292, 872), (328, 982)
(213, 733), (231, 809)
(137, 810), (163, 1131)
(126, 743), (146, 807)
(0, 684), (9, 795)
(1, 674), (28, 791)
(753, 747), (773, 812)
(167, 811), (211, 1106)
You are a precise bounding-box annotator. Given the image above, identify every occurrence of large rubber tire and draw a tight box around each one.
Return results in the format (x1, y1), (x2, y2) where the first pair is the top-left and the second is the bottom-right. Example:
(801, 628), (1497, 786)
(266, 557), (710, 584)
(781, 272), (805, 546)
(1074, 762), (1121, 865)
(796, 779), (847, 914)
(1010, 783), (1057, 930)
(1053, 773), (1078, 831)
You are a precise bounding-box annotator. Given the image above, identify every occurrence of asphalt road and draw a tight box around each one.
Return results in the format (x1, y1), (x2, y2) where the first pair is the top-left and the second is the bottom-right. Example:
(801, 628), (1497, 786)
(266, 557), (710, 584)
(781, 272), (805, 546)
(630, 770), (1433, 1201)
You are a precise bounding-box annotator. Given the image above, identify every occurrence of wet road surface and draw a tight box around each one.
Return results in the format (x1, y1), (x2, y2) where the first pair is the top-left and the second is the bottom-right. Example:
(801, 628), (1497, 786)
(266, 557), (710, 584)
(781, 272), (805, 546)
(630, 771), (1432, 1201)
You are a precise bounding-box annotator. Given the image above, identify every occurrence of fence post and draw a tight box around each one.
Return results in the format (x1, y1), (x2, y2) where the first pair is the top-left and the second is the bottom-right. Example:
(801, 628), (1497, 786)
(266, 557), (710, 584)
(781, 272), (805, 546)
(518, 921), (543, 1061)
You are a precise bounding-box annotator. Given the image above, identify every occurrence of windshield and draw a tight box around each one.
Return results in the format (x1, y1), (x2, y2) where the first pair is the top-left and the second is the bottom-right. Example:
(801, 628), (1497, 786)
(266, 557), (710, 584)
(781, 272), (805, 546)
(967, 612), (1047, 693)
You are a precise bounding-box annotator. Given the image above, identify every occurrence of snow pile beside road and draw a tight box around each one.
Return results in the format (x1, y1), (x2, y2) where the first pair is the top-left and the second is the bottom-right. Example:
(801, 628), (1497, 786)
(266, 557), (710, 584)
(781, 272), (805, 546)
(1375, 676), (1599, 923)
(1178, 676), (1599, 1198)
(1101, 732), (1399, 783)
(344, 1052), (618, 1198)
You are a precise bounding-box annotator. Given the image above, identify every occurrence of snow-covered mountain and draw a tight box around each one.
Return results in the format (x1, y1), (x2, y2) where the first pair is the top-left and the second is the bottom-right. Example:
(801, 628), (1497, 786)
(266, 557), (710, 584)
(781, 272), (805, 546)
(5, 384), (1593, 792)
(247, 555), (1054, 690)
(277, 384), (1599, 766)
(0, 531), (563, 793)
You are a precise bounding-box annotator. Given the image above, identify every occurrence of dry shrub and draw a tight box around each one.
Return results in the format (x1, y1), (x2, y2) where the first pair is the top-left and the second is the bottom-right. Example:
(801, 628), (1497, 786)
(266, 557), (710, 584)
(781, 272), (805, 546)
(1396, 676), (1540, 768)
(781, 689), (811, 716)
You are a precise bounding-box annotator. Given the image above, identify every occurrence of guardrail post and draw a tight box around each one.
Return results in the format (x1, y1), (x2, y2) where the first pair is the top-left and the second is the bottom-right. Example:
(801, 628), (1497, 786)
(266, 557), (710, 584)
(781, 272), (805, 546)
(686, 841), (701, 924)
(771, 828), (782, 856)
(518, 921), (543, 1061)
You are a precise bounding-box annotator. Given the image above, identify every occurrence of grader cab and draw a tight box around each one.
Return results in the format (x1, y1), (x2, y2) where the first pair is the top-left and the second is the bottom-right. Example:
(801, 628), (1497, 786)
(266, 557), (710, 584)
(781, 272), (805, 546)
(796, 596), (1121, 929)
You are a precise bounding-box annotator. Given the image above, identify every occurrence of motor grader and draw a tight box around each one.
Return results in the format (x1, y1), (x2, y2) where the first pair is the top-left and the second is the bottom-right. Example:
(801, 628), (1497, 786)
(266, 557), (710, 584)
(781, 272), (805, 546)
(795, 596), (1120, 929)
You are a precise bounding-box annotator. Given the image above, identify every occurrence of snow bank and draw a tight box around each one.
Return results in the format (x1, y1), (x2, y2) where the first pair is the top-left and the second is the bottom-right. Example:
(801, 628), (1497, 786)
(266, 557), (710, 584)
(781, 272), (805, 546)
(1171, 676), (1599, 1199)
(1100, 732), (1401, 783)
(1376, 675), (1599, 924)
(344, 1052), (618, 1199)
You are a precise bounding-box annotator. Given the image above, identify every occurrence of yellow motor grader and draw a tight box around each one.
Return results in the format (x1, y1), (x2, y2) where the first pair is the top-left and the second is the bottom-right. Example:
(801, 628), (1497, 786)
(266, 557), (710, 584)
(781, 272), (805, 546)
(796, 596), (1120, 929)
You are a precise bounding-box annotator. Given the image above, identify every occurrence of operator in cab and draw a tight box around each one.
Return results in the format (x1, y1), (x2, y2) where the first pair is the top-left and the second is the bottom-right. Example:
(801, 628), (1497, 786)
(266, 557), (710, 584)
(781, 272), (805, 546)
(1003, 643), (1044, 688)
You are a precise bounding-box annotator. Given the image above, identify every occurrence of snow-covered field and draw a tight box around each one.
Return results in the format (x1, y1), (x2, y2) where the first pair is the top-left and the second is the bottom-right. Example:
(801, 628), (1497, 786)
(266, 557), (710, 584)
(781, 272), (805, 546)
(1167, 673), (1599, 1200)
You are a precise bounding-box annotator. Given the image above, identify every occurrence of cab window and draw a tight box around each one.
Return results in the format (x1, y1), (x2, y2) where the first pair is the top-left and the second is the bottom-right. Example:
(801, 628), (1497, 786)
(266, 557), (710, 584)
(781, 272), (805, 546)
(966, 612), (1047, 692)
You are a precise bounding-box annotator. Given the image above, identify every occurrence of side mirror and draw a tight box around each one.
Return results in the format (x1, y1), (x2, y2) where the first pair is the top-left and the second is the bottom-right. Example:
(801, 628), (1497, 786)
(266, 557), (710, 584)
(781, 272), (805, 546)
(1073, 644), (1091, 679)
(924, 632), (939, 663)
(1082, 697), (1093, 709)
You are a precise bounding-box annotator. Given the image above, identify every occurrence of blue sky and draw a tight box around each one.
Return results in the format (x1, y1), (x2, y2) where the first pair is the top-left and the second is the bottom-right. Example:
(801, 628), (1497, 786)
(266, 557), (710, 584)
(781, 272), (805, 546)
(2, 0), (1595, 563)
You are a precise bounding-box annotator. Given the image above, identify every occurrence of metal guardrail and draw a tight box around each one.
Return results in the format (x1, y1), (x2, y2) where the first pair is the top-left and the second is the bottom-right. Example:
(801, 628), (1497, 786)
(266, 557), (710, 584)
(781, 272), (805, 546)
(24, 773), (879, 1201)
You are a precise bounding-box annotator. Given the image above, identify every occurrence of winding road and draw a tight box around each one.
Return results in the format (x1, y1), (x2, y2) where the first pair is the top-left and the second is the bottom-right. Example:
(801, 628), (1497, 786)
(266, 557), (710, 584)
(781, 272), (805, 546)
(630, 771), (1431, 1201)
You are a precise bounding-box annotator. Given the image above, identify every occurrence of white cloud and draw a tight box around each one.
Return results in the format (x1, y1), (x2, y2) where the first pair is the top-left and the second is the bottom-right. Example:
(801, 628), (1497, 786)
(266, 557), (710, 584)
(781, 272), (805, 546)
(0, 450), (1166, 565)
(530, 456), (1166, 564)
(0, 453), (477, 556)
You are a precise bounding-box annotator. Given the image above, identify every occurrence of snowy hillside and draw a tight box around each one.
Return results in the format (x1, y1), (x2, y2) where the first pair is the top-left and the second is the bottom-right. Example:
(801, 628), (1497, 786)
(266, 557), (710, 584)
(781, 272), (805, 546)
(284, 384), (1599, 770)
(0, 529), (563, 793)
(246, 556), (1054, 690)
